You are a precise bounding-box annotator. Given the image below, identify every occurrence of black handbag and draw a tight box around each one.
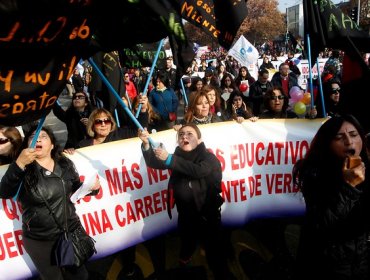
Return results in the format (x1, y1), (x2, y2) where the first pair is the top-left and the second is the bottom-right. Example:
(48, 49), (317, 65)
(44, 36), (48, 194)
(53, 231), (75, 267)
(38, 186), (97, 267)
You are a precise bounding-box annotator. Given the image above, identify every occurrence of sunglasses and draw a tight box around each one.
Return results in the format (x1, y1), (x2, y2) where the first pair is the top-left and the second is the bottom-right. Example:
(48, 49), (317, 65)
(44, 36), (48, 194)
(331, 88), (340, 94)
(0, 138), (9, 144)
(73, 95), (86, 100)
(94, 118), (112, 126)
(270, 95), (285, 100)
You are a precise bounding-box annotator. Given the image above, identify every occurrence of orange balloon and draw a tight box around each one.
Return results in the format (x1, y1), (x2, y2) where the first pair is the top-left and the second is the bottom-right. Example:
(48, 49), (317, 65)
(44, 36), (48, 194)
(301, 92), (311, 105)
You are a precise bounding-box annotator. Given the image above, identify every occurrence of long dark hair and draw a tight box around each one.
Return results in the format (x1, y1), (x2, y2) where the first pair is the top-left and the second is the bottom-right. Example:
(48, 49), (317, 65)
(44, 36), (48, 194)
(67, 91), (93, 116)
(20, 126), (72, 189)
(263, 86), (289, 113)
(293, 114), (368, 193)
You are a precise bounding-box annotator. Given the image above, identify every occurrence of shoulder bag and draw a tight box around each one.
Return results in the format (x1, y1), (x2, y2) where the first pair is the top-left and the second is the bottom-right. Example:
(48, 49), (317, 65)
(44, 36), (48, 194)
(37, 185), (97, 267)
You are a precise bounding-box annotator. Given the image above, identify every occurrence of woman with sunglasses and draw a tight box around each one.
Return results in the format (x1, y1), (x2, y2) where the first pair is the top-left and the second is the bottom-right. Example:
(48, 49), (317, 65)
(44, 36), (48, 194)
(77, 106), (148, 148)
(316, 79), (343, 118)
(0, 126), (23, 165)
(53, 91), (94, 154)
(259, 87), (298, 119)
(76, 106), (148, 279)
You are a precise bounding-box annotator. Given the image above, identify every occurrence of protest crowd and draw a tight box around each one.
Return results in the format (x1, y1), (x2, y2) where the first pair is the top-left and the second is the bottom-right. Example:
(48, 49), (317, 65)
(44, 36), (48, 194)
(1, 41), (369, 279)
(1, 1), (370, 280)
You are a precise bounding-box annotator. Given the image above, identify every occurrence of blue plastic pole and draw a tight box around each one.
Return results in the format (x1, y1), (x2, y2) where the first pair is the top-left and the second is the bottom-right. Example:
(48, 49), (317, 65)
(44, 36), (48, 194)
(114, 109), (120, 127)
(88, 57), (154, 146)
(13, 114), (47, 201)
(180, 78), (189, 107)
(316, 58), (326, 117)
(135, 38), (165, 118)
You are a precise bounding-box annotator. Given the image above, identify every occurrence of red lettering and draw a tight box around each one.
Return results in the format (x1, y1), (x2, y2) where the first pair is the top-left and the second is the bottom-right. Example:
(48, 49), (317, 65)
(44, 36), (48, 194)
(2, 199), (21, 220)
(146, 167), (169, 184)
(115, 204), (126, 227)
(265, 143), (275, 165)
(126, 202), (136, 224)
(122, 165), (134, 192)
(266, 173), (295, 194)
(256, 142), (265, 165)
(106, 168), (122, 195)
(215, 149), (225, 171)
(230, 145), (239, 170)
(0, 230), (24, 260)
(133, 199), (145, 219)
(131, 163), (143, 189)
(82, 209), (112, 235)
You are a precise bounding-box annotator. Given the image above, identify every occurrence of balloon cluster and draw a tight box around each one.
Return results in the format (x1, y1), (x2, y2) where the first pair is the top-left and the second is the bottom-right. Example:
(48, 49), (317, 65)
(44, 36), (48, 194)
(289, 86), (311, 115)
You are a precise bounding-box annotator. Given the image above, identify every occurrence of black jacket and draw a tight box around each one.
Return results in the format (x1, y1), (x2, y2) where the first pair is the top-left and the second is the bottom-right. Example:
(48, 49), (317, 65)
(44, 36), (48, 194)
(53, 103), (92, 149)
(142, 142), (223, 220)
(249, 80), (273, 116)
(297, 165), (370, 279)
(0, 159), (84, 241)
(271, 72), (299, 96)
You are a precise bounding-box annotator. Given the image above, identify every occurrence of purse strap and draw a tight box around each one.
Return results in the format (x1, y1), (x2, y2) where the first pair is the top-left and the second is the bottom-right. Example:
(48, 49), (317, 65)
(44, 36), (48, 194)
(34, 170), (69, 232)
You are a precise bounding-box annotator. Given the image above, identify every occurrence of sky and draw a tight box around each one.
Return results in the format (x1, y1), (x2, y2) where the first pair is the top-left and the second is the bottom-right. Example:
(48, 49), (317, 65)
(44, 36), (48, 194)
(277, 0), (344, 12)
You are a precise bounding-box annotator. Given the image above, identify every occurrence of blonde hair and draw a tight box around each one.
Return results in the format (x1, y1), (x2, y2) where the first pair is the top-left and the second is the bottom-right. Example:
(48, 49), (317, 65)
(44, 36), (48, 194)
(86, 108), (117, 137)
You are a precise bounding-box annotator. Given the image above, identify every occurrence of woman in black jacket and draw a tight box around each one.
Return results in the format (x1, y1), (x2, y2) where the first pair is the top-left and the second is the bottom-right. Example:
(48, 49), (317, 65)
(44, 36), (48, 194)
(0, 126), (100, 280)
(139, 123), (233, 280)
(292, 114), (370, 280)
(53, 91), (93, 152)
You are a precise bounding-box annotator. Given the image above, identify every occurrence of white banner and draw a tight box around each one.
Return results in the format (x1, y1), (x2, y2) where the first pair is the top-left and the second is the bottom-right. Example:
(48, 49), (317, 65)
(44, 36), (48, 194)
(0, 119), (326, 279)
(228, 35), (259, 67)
(257, 57), (328, 90)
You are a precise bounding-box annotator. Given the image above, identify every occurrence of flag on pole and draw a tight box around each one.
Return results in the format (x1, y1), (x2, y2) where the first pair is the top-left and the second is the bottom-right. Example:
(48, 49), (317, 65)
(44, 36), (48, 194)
(303, 0), (370, 131)
(178, 0), (248, 49)
(227, 35), (259, 66)
(303, 0), (370, 69)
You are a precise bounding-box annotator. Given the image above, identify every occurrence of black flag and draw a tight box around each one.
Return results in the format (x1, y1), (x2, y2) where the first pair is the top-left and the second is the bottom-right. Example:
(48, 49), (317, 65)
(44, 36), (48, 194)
(177, 0), (248, 49)
(303, 0), (370, 131)
(303, 0), (370, 67)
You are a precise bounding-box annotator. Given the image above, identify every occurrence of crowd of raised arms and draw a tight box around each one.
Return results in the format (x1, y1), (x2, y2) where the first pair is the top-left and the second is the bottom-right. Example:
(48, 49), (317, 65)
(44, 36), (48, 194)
(1, 46), (370, 280)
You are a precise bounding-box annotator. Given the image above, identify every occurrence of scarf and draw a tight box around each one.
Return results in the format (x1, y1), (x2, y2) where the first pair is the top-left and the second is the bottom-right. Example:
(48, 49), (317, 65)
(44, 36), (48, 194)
(167, 143), (209, 218)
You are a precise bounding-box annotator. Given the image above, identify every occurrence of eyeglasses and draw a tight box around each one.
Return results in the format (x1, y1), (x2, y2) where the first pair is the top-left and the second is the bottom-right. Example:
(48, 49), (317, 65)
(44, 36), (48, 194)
(29, 134), (49, 141)
(331, 88), (340, 94)
(73, 95), (86, 100)
(270, 95), (285, 101)
(94, 118), (112, 126)
(0, 138), (9, 144)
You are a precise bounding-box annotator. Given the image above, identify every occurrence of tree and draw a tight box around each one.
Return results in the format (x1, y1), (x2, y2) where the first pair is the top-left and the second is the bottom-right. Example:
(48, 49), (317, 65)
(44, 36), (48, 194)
(237, 0), (285, 45)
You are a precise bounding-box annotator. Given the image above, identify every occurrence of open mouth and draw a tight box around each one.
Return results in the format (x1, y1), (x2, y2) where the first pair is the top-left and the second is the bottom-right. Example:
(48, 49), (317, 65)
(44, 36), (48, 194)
(35, 144), (42, 150)
(183, 141), (189, 145)
(345, 148), (356, 156)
